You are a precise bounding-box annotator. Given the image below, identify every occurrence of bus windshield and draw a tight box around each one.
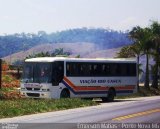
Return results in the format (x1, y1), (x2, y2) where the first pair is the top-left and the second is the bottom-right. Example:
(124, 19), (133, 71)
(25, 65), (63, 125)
(22, 62), (52, 83)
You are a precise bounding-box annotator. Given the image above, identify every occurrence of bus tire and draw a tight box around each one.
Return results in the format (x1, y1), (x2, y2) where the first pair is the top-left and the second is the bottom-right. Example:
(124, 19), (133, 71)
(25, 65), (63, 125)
(101, 97), (108, 102)
(107, 89), (115, 102)
(102, 88), (115, 102)
(60, 89), (70, 98)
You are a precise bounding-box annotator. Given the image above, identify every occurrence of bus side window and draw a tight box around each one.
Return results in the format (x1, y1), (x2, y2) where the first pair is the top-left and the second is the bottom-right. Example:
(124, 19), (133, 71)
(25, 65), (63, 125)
(128, 63), (136, 76)
(81, 63), (91, 76)
(52, 61), (64, 86)
(66, 63), (70, 76)
(91, 64), (97, 76)
(66, 63), (78, 76)
(102, 64), (110, 76)
(120, 63), (127, 76)
(79, 63), (86, 76)
(57, 62), (64, 82)
(110, 63), (119, 76)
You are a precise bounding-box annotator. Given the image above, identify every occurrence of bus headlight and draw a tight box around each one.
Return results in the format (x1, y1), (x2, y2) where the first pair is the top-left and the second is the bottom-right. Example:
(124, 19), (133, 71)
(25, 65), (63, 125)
(21, 88), (25, 91)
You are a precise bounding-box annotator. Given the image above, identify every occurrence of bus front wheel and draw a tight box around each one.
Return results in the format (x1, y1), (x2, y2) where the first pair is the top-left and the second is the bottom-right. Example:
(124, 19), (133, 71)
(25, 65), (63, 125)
(60, 89), (70, 98)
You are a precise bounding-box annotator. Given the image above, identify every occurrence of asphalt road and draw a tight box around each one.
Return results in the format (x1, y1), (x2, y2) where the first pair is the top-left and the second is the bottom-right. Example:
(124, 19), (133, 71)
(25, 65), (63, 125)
(0, 96), (160, 129)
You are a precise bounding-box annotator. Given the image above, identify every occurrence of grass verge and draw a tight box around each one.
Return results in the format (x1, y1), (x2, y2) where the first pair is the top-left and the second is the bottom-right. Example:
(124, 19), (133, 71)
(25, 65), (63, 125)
(0, 86), (159, 119)
(115, 86), (160, 99)
(0, 98), (98, 119)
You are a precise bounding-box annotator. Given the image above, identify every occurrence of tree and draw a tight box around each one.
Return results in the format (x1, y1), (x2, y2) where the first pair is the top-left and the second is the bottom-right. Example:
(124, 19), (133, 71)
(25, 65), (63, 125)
(141, 28), (153, 89)
(128, 27), (144, 90)
(26, 52), (51, 59)
(26, 48), (71, 59)
(116, 46), (135, 58)
(51, 48), (70, 57)
(129, 26), (144, 68)
(75, 55), (81, 58)
(116, 44), (144, 91)
(129, 26), (153, 89)
(150, 21), (160, 89)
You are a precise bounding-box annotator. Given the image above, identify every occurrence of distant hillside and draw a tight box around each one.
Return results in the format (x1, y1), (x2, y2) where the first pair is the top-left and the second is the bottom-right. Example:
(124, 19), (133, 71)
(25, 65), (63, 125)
(0, 28), (131, 58)
(3, 43), (123, 64)
(3, 42), (100, 63)
(84, 48), (122, 58)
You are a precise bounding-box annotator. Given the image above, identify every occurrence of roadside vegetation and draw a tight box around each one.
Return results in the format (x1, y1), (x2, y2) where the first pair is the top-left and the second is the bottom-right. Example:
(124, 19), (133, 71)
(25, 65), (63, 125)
(0, 98), (98, 118)
(0, 63), (20, 99)
(115, 86), (160, 99)
(26, 48), (71, 59)
(117, 21), (160, 90)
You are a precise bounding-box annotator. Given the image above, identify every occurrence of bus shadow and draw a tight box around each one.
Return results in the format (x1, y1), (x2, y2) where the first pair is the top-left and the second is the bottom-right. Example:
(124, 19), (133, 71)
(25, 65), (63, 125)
(94, 99), (139, 103)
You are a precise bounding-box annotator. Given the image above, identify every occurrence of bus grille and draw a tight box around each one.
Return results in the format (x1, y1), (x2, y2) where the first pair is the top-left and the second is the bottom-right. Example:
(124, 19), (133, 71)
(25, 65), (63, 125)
(34, 88), (40, 91)
(26, 93), (40, 97)
(26, 88), (32, 90)
(26, 88), (40, 91)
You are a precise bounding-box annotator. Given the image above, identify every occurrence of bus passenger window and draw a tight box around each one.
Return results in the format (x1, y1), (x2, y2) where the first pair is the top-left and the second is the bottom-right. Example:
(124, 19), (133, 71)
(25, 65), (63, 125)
(120, 63), (127, 76)
(56, 62), (64, 82)
(110, 64), (118, 76)
(66, 64), (70, 76)
(79, 64), (84, 76)
(91, 64), (97, 75)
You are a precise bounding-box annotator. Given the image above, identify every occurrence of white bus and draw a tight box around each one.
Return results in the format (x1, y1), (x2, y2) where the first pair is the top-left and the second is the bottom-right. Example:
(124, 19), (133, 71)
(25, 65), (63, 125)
(20, 57), (137, 101)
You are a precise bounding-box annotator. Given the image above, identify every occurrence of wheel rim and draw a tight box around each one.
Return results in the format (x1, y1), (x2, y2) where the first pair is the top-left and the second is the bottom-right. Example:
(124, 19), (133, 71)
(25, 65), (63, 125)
(61, 90), (69, 98)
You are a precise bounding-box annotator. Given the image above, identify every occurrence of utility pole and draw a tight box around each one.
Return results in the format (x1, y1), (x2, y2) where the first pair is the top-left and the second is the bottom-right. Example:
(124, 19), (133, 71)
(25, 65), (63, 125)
(0, 59), (2, 89)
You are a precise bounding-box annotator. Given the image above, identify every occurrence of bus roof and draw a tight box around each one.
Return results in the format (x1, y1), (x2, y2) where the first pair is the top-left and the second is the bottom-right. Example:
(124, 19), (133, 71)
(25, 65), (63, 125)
(25, 57), (137, 63)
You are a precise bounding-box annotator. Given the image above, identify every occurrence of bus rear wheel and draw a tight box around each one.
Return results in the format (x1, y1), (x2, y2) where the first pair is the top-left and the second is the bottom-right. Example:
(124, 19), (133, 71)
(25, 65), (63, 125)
(102, 89), (115, 102)
(60, 89), (70, 98)
(107, 89), (115, 102)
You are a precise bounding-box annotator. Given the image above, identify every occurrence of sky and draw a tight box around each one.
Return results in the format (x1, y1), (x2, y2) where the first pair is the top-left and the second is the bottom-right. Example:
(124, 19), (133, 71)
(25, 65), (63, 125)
(0, 0), (160, 35)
